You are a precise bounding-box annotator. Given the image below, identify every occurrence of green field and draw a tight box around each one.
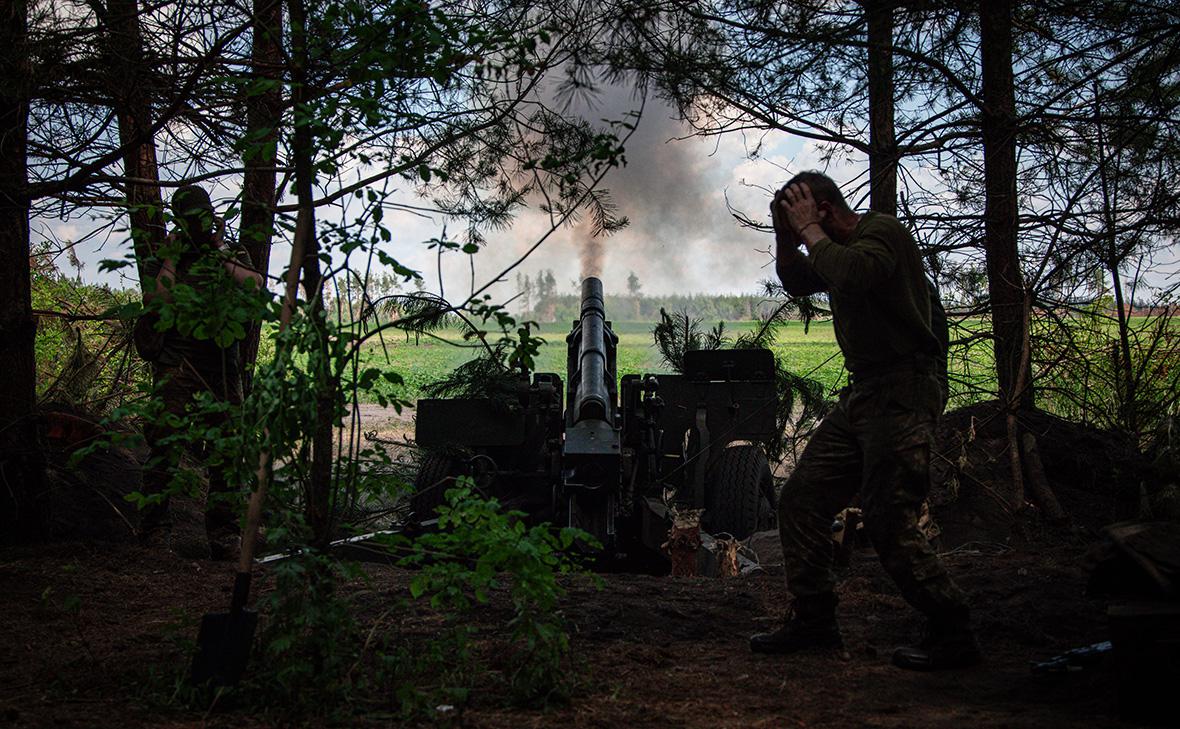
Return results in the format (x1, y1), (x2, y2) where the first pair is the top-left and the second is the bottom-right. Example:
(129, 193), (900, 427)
(357, 314), (1180, 433)
(358, 319), (849, 404)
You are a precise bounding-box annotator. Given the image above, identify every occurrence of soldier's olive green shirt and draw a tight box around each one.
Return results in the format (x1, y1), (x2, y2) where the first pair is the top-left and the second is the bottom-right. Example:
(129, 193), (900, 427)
(143, 241), (254, 373)
(778, 211), (941, 374)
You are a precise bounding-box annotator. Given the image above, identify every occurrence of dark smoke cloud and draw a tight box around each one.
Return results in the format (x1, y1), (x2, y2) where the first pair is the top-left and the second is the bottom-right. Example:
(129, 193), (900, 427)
(577, 216), (604, 278)
(556, 77), (736, 291)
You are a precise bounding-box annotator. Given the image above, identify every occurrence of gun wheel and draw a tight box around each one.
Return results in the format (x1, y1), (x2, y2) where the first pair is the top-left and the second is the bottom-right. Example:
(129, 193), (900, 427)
(705, 444), (773, 539)
(411, 451), (460, 521)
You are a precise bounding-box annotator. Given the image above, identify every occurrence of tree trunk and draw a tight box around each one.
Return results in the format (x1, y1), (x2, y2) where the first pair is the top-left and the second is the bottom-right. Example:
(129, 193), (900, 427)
(865, 0), (897, 217)
(0, 0), (46, 542)
(287, 0), (334, 547)
(1021, 432), (1067, 524)
(239, 0), (284, 389)
(979, 0), (1032, 410)
(1093, 89), (1138, 437)
(105, 0), (167, 286)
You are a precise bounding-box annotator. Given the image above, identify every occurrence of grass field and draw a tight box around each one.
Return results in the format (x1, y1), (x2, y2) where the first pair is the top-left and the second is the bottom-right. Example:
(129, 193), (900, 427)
(357, 314), (1179, 431)
(357, 319), (850, 404)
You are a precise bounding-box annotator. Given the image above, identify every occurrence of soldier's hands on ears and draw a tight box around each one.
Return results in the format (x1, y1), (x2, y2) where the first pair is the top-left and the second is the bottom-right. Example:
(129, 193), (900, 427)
(212, 216), (227, 249)
(771, 188), (803, 248)
(781, 183), (823, 239)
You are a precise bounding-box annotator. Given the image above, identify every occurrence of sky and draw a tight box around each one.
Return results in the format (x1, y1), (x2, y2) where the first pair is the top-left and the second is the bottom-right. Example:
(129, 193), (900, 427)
(370, 82), (869, 302)
(47, 77), (872, 306)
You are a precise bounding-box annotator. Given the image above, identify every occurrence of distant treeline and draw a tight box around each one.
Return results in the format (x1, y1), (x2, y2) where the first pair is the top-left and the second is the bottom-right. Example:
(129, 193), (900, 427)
(512, 268), (799, 323)
(524, 293), (794, 324)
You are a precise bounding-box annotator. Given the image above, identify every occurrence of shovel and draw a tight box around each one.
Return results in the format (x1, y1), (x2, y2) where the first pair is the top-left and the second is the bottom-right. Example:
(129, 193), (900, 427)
(189, 210), (308, 687)
(189, 469), (269, 686)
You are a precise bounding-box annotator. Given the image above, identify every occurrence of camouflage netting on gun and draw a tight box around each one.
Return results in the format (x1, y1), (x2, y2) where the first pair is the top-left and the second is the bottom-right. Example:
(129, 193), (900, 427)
(420, 347), (524, 417)
(651, 305), (833, 467)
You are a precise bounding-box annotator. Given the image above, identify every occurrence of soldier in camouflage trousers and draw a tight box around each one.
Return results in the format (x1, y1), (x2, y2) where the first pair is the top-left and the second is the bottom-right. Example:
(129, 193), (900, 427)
(750, 172), (979, 671)
(140, 356), (244, 558)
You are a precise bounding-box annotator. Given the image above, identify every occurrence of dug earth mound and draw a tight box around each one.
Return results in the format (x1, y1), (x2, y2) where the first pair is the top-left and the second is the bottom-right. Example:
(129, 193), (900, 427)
(38, 399), (1156, 551)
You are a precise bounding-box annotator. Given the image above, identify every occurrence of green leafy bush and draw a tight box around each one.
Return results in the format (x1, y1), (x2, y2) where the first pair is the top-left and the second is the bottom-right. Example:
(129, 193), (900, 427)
(252, 552), (363, 716)
(398, 482), (599, 707)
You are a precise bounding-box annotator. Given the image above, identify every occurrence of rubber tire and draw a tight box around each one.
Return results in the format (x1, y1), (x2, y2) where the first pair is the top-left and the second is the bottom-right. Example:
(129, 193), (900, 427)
(412, 452), (460, 521)
(705, 444), (773, 539)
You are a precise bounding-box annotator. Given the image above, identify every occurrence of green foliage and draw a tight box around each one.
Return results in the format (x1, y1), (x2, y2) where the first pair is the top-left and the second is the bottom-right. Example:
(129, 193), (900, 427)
(219, 483), (597, 720)
(252, 552), (364, 716)
(372, 291), (455, 333)
(419, 303), (545, 411)
(652, 307), (727, 373)
(1034, 305), (1180, 440)
(30, 247), (147, 412)
(69, 277), (288, 523)
(651, 305), (833, 465)
(380, 621), (478, 721)
(145, 244), (276, 349)
(33, 0), (747, 720)
(421, 348), (521, 404)
(398, 481), (598, 706)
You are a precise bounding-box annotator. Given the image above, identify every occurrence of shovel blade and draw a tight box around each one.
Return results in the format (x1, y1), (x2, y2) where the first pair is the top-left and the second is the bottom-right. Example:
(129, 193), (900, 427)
(190, 609), (258, 687)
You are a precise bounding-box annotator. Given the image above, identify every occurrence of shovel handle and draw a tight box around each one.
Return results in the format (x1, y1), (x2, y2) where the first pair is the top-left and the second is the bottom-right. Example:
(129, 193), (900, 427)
(237, 449), (272, 572)
(233, 208), (310, 582)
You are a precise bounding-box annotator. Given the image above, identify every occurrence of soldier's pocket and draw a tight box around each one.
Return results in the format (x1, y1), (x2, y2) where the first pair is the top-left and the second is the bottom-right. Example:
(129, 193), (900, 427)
(857, 371), (940, 424)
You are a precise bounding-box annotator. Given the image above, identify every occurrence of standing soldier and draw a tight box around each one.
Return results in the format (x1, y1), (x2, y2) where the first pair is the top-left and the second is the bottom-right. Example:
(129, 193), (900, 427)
(750, 172), (979, 670)
(136, 185), (264, 559)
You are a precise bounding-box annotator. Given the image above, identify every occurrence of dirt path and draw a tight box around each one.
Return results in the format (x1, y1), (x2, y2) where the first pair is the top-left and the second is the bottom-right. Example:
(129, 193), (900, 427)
(0, 539), (1127, 728)
(355, 402), (416, 441)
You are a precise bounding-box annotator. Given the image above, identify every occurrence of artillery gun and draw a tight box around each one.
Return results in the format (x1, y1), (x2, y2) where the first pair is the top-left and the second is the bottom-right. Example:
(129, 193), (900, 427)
(412, 277), (779, 565)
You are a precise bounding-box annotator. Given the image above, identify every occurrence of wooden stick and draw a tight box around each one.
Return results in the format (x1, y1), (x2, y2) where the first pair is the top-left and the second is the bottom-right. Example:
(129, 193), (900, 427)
(237, 207), (309, 574)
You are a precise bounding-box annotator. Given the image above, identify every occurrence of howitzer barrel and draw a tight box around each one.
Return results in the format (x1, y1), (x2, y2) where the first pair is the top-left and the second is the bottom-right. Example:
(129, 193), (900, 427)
(575, 277), (610, 422)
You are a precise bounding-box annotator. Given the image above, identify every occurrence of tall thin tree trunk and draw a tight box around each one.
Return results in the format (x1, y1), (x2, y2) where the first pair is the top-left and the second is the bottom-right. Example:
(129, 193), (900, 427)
(106, 0), (167, 287)
(0, 0), (46, 542)
(865, 0), (897, 217)
(287, 0), (334, 547)
(979, 0), (1032, 410)
(1094, 91), (1138, 437)
(239, 0), (283, 389)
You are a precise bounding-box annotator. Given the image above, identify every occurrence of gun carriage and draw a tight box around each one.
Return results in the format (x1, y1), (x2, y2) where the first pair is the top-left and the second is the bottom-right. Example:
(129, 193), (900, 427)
(413, 277), (779, 565)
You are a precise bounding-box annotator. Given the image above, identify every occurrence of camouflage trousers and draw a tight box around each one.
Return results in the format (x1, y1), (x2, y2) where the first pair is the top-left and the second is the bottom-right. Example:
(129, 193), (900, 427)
(778, 367), (969, 622)
(140, 358), (243, 539)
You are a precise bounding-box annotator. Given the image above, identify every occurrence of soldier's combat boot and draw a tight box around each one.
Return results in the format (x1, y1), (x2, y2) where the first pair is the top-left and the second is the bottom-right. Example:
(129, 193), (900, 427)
(206, 502), (241, 562)
(891, 612), (981, 670)
(208, 532), (241, 562)
(750, 593), (843, 655)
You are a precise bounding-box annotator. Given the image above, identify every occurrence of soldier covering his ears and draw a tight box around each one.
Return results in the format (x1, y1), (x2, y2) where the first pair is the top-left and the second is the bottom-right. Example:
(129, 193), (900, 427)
(751, 172), (980, 671)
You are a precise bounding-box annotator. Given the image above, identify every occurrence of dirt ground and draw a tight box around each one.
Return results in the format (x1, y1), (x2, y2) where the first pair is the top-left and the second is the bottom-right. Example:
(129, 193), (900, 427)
(12, 401), (1157, 727)
(0, 532), (1139, 729)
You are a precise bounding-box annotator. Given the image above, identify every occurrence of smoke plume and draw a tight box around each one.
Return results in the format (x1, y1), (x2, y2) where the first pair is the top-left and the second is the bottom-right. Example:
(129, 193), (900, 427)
(578, 217), (604, 279)
(559, 80), (738, 292)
